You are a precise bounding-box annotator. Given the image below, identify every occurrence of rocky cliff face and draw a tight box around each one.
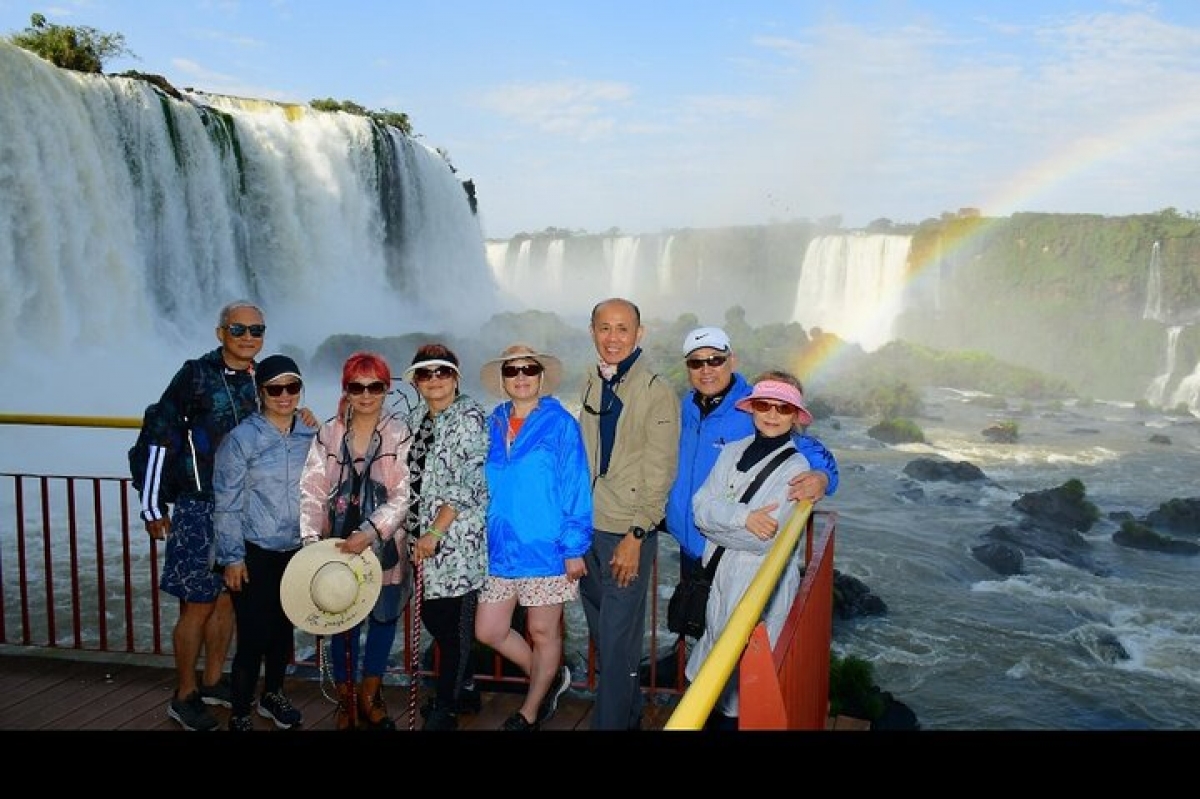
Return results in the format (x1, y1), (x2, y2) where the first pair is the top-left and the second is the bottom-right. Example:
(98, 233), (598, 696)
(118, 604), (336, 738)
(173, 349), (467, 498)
(895, 212), (1200, 402)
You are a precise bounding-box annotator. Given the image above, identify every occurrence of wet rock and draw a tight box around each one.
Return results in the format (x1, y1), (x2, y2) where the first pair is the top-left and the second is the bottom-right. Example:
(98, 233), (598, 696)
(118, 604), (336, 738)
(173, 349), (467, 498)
(971, 541), (1025, 575)
(979, 519), (1108, 576)
(903, 457), (988, 483)
(1113, 521), (1200, 555)
(1142, 497), (1200, 535)
(982, 422), (1018, 443)
(1012, 479), (1099, 532)
(833, 571), (888, 619)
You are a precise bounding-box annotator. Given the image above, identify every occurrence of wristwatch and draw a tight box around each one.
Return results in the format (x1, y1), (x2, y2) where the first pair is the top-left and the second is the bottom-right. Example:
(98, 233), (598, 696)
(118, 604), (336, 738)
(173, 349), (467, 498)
(629, 525), (648, 540)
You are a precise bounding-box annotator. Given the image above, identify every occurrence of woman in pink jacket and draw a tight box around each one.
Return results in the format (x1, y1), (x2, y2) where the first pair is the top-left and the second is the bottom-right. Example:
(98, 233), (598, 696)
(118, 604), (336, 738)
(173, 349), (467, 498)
(299, 351), (412, 730)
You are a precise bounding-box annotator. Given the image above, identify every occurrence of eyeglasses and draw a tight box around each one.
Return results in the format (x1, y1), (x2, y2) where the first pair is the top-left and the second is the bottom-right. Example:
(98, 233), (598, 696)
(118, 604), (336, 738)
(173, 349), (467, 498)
(582, 382), (617, 417)
(223, 323), (266, 338)
(413, 366), (456, 383)
(501, 363), (544, 378)
(749, 399), (798, 416)
(686, 354), (729, 370)
(262, 381), (302, 397)
(346, 381), (388, 396)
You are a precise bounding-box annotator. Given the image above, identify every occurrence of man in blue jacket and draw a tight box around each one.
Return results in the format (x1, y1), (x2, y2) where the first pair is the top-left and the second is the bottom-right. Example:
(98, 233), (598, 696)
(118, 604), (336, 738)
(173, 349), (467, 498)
(664, 326), (839, 585)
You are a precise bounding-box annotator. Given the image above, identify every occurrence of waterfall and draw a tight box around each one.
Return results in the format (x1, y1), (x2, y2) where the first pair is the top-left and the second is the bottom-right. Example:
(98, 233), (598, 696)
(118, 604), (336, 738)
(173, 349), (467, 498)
(789, 234), (911, 352)
(1141, 240), (1200, 413)
(0, 43), (497, 414)
(1145, 325), (1182, 407)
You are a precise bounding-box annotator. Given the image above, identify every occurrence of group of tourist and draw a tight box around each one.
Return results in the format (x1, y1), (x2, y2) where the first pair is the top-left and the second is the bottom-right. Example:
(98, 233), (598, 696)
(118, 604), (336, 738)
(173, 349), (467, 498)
(135, 296), (838, 732)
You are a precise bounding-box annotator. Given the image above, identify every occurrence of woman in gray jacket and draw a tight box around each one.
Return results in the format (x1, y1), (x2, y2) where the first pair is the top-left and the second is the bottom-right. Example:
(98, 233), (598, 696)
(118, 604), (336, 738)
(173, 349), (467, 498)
(213, 354), (317, 731)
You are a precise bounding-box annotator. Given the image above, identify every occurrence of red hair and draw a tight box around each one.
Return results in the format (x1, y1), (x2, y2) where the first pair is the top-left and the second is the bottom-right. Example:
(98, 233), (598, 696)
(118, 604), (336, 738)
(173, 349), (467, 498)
(341, 351), (392, 390)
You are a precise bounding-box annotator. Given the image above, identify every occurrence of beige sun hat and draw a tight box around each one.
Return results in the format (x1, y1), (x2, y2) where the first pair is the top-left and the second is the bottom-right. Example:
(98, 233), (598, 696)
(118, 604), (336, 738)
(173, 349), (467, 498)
(479, 343), (563, 398)
(280, 539), (382, 635)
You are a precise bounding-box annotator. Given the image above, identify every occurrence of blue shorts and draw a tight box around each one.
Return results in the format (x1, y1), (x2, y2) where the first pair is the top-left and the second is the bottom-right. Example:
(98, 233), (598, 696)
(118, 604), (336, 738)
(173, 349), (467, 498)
(159, 497), (225, 603)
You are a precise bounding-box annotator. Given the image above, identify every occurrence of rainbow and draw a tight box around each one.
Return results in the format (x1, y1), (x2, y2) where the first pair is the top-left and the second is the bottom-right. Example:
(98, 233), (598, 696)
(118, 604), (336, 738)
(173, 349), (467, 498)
(789, 94), (1200, 388)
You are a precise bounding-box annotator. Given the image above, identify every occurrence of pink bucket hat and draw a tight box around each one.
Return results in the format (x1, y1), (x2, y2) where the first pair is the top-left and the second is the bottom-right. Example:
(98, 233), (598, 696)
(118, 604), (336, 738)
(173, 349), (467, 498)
(733, 379), (815, 427)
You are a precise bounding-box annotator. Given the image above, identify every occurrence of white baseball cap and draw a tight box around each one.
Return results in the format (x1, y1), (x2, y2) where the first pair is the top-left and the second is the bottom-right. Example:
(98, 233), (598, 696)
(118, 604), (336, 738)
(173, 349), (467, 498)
(682, 326), (731, 356)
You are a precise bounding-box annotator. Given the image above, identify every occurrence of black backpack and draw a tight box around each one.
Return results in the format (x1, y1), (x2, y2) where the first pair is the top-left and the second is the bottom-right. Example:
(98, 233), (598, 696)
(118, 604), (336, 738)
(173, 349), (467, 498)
(128, 403), (186, 508)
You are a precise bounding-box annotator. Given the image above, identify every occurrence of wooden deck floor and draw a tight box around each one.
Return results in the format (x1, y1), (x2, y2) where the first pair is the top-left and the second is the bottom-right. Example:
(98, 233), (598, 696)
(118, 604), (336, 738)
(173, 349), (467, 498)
(0, 648), (682, 732)
(0, 648), (871, 732)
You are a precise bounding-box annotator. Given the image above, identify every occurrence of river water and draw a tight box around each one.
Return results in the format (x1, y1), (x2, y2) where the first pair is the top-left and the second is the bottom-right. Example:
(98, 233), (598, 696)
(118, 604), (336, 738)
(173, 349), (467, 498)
(818, 387), (1200, 730)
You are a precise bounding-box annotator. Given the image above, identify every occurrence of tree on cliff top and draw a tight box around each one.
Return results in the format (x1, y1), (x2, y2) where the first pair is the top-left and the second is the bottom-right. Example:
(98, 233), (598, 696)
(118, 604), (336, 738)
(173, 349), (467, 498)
(8, 12), (133, 73)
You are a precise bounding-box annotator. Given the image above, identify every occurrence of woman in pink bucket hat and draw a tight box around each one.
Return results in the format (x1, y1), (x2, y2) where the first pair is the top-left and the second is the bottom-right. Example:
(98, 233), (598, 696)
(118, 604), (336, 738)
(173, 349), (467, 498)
(686, 370), (815, 729)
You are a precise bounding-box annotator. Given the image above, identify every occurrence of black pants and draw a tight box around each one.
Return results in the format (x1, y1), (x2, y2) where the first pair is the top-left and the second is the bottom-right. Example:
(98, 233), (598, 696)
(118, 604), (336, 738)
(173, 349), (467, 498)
(420, 590), (478, 708)
(229, 542), (297, 716)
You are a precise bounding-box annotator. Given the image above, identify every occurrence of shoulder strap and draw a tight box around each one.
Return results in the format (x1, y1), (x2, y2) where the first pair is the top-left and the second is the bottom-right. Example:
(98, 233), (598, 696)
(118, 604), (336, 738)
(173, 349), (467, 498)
(738, 445), (797, 504)
(702, 445), (797, 581)
(703, 546), (726, 578)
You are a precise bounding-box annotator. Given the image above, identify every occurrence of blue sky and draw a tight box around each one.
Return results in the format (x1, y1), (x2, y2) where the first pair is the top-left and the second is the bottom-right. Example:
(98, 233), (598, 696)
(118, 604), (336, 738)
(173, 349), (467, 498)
(5, 1), (1200, 238)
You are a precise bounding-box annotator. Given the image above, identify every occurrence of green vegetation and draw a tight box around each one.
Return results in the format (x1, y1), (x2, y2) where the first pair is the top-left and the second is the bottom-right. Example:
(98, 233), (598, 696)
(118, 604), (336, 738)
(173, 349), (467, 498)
(866, 418), (925, 444)
(1061, 478), (1101, 526)
(828, 653), (886, 721)
(7, 12), (133, 73)
(310, 98), (413, 136)
(982, 419), (1019, 443)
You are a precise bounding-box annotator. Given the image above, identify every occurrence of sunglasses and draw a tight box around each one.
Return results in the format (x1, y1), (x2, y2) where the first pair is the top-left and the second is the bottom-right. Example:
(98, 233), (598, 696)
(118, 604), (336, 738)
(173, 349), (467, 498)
(501, 363), (544, 378)
(346, 381), (388, 396)
(749, 399), (798, 416)
(262, 381), (302, 397)
(413, 366), (456, 383)
(224, 323), (266, 338)
(686, 354), (729, 370)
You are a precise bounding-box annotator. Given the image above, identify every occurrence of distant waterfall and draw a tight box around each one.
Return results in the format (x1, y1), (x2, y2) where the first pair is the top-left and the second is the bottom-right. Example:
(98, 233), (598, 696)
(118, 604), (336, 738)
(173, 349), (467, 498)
(486, 226), (914, 340)
(789, 234), (911, 352)
(0, 43), (495, 411)
(1142, 240), (1200, 413)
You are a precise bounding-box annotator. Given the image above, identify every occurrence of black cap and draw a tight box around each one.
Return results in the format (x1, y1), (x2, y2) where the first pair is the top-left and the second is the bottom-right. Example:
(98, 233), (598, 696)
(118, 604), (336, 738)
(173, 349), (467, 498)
(255, 354), (302, 387)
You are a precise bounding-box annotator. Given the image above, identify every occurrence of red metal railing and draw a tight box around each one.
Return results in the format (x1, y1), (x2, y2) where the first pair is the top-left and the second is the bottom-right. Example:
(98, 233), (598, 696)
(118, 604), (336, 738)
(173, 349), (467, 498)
(739, 509), (836, 729)
(2, 467), (835, 714)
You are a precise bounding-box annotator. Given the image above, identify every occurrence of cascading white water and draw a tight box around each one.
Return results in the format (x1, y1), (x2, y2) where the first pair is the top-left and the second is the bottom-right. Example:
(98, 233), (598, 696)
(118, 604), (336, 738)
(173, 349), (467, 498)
(1141, 240), (1200, 413)
(0, 43), (497, 415)
(789, 234), (912, 352)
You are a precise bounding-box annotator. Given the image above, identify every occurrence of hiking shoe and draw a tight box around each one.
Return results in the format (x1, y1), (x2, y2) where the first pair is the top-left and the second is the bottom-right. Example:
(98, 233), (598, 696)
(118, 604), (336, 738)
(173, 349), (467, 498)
(228, 714), (254, 732)
(198, 675), (232, 708)
(167, 691), (219, 731)
(537, 664), (571, 724)
(423, 704), (458, 731)
(457, 684), (482, 714)
(257, 691), (303, 729)
(501, 711), (539, 731)
(421, 688), (480, 718)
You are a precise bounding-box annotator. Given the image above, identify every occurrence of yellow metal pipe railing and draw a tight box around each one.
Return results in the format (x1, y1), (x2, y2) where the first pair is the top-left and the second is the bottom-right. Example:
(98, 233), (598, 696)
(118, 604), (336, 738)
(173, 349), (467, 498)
(0, 413), (141, 429)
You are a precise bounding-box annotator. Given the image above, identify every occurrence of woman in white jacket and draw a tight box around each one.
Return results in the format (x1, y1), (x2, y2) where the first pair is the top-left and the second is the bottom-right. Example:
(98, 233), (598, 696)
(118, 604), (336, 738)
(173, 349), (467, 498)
(686, 372), (816, 728)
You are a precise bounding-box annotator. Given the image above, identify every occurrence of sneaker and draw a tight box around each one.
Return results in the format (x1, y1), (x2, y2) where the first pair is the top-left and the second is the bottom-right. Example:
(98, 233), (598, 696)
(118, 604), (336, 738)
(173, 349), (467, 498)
(257, 691), (303, 729)
(167, 691), (219, 731)
(501, 711), (539, 731)
(536, 664), (571, 724)
(457, 684), (482, 715)
(421, 688), (480, 718)
(198, 675), (232, 708)
(423, 704), (458, 731)
(228, 714), (254, 732)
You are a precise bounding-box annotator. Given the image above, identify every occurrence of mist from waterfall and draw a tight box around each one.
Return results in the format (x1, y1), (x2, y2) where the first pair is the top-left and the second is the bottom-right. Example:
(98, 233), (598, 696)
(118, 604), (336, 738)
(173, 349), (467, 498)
(0, 43), (497, 417)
